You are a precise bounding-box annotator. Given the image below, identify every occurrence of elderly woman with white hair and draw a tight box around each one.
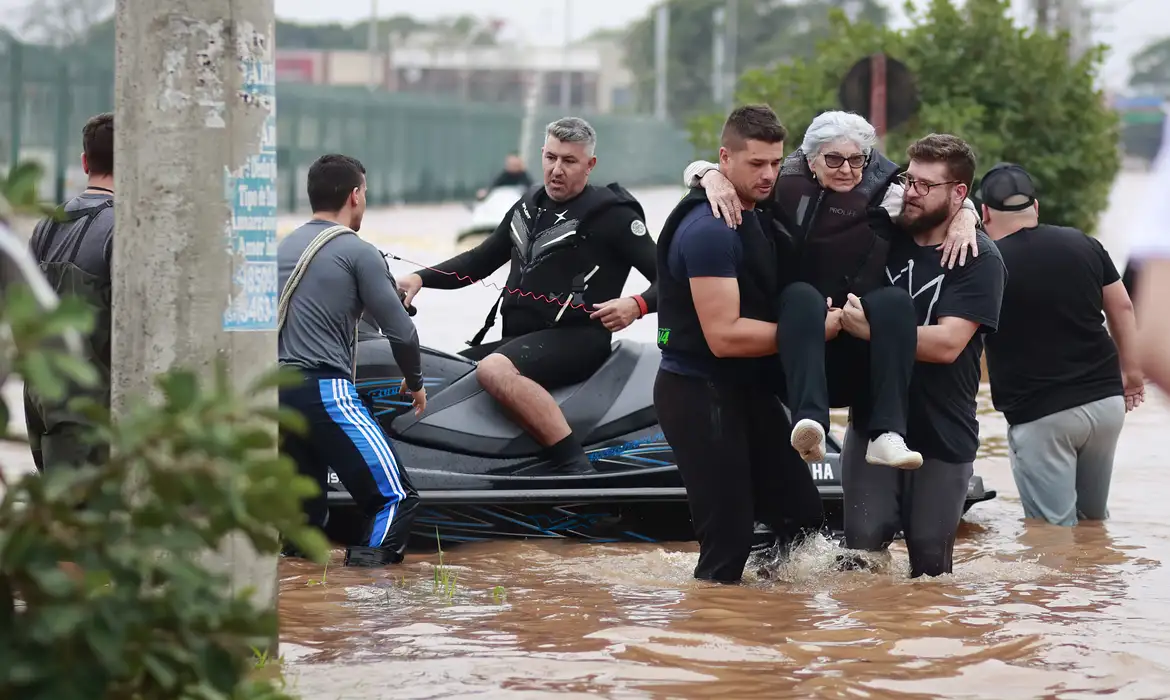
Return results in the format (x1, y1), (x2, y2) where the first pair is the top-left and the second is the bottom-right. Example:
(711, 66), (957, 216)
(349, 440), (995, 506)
(680, 110), (981, 473)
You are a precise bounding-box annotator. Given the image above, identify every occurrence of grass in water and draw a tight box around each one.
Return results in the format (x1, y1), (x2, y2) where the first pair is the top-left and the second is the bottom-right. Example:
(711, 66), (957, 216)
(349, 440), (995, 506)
(250, 646), (289, 690)
(432, 527), (458, 603)
(306, 558), (329, 587)
(491, 585), (507, 605)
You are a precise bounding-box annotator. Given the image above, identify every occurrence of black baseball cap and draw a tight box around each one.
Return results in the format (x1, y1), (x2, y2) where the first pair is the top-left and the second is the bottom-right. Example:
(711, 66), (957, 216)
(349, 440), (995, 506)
(979, 162), (1037, 212)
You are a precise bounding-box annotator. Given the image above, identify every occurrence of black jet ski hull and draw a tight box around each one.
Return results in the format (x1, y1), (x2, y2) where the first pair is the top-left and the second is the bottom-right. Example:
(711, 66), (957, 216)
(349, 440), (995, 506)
(326, 486), (997, 551)
(320, 420), (997, 551)
(324, 333), (998, 551)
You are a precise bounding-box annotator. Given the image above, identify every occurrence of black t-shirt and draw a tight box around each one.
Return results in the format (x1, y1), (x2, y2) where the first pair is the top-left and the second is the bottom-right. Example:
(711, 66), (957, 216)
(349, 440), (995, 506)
(884, 232), (1006, 463)
(985, 224), (1123, 425)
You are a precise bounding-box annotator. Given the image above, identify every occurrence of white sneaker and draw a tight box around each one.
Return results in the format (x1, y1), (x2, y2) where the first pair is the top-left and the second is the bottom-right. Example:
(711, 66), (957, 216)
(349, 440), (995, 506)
(866, 432), (923, 470)
(790, 419), (826, 463)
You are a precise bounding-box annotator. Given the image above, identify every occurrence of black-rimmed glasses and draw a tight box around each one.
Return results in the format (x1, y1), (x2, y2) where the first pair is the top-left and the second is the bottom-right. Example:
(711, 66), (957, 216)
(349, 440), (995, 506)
(823, 153), (866, 169)
(898, 172), (960, 196)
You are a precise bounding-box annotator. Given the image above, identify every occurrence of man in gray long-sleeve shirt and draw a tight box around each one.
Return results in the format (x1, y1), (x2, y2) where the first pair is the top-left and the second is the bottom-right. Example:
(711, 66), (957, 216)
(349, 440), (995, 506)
(277, 153), (425, 568)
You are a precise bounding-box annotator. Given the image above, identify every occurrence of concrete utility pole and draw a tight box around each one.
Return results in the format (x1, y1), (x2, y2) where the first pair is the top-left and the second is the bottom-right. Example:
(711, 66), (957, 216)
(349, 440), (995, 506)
(653, 3), (669, 121)
(113, 0), (280, 654)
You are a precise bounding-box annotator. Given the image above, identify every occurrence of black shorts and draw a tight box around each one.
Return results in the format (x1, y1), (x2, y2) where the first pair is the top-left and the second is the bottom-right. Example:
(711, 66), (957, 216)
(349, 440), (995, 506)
(460, 325), (613, 389)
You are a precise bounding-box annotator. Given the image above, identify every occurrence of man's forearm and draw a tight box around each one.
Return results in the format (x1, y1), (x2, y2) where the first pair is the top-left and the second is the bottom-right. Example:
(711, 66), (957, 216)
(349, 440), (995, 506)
(1136, 259), (1170, 391)
(415, 225), (510, 289)
(683, 160), (719, 188)
(1106, 302), (1142, 378)
(637, 284), (657, 314)
(389, 337), (425, 392)
(706, 318), (777, 358)
(916, 326), (964, 364)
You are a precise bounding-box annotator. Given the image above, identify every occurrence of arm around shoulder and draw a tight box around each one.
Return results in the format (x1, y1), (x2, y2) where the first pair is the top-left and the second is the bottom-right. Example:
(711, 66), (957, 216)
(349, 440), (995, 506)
(916, 249), (1006, 363)
(683, 160), (719, 188)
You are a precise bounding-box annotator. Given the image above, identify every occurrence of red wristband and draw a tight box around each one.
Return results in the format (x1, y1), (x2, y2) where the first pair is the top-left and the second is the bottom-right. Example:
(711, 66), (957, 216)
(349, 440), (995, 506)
(632, 295), (648, 318)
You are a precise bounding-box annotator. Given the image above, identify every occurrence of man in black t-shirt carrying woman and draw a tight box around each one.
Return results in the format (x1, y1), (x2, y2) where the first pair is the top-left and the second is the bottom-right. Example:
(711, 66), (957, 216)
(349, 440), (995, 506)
(836, 134), (1008, 578)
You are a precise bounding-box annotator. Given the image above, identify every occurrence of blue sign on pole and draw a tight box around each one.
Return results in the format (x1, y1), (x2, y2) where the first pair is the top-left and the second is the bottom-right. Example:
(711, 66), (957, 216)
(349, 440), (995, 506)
(223, 57), (278, 332)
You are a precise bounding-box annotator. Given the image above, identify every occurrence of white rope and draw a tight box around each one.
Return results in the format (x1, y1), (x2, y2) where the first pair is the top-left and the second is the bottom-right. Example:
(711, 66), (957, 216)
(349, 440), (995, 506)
(277, 224), (362, 378)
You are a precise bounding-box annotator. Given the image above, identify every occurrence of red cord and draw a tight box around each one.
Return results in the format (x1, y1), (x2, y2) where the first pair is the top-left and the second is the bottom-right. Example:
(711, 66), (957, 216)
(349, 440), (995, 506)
(386, 252), (590, 311)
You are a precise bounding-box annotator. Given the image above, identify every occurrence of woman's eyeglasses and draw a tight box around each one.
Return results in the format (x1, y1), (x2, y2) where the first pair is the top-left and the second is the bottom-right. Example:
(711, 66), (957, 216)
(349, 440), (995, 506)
(823, 153), (866, 169)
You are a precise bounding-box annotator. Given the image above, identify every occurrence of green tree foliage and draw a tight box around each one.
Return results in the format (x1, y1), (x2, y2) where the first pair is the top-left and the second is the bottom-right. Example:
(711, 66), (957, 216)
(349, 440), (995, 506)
(689, 0), (1121, 235)
(0, 284), (329, 700)
(623, 0), (888, 123)
(1129, 36), (1170, 95)
(0, 161), (53, 218)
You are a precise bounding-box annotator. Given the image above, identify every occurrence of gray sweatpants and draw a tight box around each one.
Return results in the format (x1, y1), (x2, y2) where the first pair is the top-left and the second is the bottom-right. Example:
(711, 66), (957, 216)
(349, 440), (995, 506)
(1006, 395), (1124, 527)
(840, 426), (973, 578)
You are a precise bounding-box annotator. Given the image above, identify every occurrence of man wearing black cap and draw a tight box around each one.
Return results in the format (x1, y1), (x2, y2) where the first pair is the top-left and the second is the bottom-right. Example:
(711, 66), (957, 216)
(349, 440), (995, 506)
(980, 162), (1145, 528)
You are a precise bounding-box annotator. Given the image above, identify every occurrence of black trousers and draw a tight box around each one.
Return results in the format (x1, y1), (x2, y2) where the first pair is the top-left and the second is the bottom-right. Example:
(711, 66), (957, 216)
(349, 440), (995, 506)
(24, 385), (108, 474)
(776, 281), (916, 437)
(278, 370), (420, 559)
(654, 368), (825, 583)
(840, 427), (973, 577)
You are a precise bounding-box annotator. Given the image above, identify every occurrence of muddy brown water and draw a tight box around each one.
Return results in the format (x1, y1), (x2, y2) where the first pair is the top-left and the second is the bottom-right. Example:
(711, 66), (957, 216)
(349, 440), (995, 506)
(277, 387), (1170, 699)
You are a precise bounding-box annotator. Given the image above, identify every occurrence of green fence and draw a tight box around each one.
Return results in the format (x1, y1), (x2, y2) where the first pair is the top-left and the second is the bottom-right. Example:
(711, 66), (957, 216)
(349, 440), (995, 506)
(1, 37), (696, 211)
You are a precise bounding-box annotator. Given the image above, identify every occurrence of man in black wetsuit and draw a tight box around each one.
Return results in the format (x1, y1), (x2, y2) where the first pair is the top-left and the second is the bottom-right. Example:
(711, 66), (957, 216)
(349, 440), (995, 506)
(397, 117), (658, 474)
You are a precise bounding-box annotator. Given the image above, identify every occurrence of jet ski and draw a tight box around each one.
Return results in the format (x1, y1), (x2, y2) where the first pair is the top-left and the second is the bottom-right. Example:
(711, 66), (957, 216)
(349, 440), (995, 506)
(322, 318), (998, 551)
(454, 184), (527, 250)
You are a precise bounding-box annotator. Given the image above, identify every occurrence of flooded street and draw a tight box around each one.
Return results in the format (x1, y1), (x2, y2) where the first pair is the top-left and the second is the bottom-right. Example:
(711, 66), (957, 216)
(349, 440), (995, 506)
(277, 392), (1170, 699)
(272, 173), (1170, 698)
(4, 173), (1170, 698)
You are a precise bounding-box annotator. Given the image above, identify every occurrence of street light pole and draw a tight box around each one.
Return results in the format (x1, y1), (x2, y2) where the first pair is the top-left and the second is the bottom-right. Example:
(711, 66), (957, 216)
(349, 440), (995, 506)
(368, 0), (379, 90)
(653, 2), (669, 121)
(560, 0), (572, 112)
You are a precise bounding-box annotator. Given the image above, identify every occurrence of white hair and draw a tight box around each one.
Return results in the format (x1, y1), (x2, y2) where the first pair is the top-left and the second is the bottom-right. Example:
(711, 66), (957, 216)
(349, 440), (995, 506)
(545, 117), (597, 156)
(800, 111), (878, 159)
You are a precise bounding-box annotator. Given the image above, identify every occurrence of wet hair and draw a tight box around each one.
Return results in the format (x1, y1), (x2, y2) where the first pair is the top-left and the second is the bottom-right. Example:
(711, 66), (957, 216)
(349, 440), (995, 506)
(801, 111), (877, 159)
(82, 112), (114, 176)
(721, 104), (788, 151)
(545, 117), (597, 156)
(306, 154), (366, 213)
(906, 134), (977, 189)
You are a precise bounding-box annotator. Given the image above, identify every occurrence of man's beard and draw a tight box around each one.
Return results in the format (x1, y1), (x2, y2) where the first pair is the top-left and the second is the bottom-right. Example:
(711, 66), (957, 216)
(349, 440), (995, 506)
(896, 202), (950, 236)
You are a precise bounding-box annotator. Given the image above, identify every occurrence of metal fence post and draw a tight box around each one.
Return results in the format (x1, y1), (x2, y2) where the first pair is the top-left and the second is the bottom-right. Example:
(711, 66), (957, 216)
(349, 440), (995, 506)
(8, 40), (23, 169)
(53, 56), (72, 203)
